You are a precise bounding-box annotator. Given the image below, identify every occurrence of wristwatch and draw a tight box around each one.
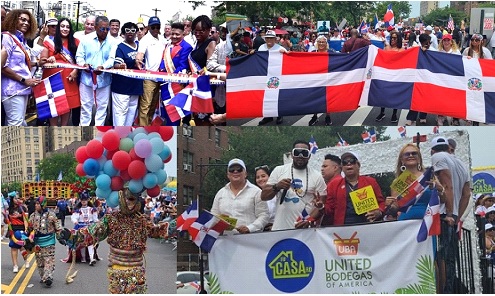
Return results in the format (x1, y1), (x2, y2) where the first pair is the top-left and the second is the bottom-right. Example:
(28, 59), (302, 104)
(19, 77), (26, 84)
(272, 184), (280, 192)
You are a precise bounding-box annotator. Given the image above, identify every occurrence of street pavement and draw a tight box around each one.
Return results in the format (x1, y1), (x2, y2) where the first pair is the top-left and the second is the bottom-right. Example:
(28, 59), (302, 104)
(1, 216), (176, 294)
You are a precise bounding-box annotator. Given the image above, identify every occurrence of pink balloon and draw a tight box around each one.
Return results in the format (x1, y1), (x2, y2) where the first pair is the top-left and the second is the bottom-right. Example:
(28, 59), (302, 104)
(86, 139), (104, 159)
(112, 151), (131, 171)
(114, 126), (132, 139)
(134, 139), (152, 158)
(102, 131), (120, 151)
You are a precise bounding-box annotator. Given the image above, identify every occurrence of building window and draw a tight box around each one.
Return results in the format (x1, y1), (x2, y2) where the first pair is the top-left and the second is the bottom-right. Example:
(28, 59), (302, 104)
(34, 152), (39, 158)
(215, 128), (221, 147)
(33, 136), (39, 143)
(183, 185), (194, 205)
(183, 126), (193, 138)
(33, 129), (38, 135)
(183, 151), (194, 172)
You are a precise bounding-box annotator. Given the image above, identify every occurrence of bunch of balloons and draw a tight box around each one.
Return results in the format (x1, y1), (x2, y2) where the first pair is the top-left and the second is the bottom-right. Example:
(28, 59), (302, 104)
(74, 126), (174, 208)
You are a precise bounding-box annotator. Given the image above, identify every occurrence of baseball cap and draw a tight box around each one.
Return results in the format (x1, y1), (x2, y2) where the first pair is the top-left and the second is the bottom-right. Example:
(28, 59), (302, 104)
(431, 136), (449, 149)
(263, 30), (276, 39)
(387, 25), (394, 32)
(46, 18), (58, 26)
(341, 151), (360, 162)
(447, 138), (457, 149)
(442, 34), (452, 40)
(228, 158), (246, 171)
(425, 25), (433, 31)
(485, 223), (495, 231)
(148, 16), (161, 27)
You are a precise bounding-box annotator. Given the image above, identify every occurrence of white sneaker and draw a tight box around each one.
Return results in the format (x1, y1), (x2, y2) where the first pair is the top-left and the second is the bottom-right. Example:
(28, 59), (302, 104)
(13, 265), (18, 273)
(25, 261), (30, 269)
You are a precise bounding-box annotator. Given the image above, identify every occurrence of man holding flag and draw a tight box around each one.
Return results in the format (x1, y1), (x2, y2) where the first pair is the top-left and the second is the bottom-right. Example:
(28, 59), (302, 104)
(430, 136), (470, 294)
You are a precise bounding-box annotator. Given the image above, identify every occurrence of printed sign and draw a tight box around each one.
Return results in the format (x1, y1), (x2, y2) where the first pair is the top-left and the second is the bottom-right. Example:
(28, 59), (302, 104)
(218, 215), (238, 231)
(484, 17), (494, 30)
(349, 185), (379, 215)
(391, 170), (417, 194)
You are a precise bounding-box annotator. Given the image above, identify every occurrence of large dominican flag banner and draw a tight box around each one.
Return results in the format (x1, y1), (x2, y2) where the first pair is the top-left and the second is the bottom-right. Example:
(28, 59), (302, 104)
(209, 220), (435, 293)
(227, 46), (495, 123)
(33, 72), (69, 120)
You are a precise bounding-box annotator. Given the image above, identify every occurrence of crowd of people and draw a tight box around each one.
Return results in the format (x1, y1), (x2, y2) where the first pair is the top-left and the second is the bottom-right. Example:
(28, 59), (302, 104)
(208, 135), (478, 293)
(1, 6), (227, 127)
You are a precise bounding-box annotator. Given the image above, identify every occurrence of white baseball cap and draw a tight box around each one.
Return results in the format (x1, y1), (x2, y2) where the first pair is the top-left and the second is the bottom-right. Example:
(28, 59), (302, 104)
(228, 158), (246, 171)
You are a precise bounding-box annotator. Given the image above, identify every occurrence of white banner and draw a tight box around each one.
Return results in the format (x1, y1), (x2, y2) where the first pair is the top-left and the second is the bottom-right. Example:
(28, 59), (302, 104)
(209, 220), (435, 293)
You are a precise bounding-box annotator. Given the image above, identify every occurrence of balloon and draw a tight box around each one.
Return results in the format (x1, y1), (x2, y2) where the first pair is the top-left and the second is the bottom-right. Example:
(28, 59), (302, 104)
(145, 155), (163, 172)
(120, 169), (132, 181)
(129, 148), (143, 161)
(75, 146), (89, 163)
(102, 131), (120, 151)
(97, 155), (108, 169)
(144, 126), (160, 134)
(114, 126), (132, 139)
(86, 139), (104, 159)
(107, 191), (119, 208)
(103, 160), (119, 177)
(155, 169), (167, 184)
(96, 126), (113, 132)
(164, 154), (172, 163)
(96, 174), (111, 190)
(112, 151), (131, 171)
(133, 133), (148, 145)
(135, 139), (152, 158)
(128, 179), (144, 194)
(83, 158), (100, 176)
(95, 187), (111, 199)
(149, 138), (164, 155)
(110, 176), (124, 191)
(76, 163), (86, 177)
(119, 137), (134, 152)
(128, 160), (147, 179)
(143, 173), (158, 189)
(147, 185), (161, 197)
(106, 149), (117, 161)
(147, 132), (161, 140)
(158, 127), (174, 141)
(129, 127), (146, 140)
(158, 145), (171, 161)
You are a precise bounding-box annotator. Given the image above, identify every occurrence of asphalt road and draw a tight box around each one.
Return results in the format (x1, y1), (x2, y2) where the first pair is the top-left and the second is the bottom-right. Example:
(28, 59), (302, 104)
(1, 216), (176, 294)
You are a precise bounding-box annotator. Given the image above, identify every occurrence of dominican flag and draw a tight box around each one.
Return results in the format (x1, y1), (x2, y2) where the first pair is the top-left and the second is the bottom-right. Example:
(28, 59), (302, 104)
(369, 129), (377, 142)
(384, 3), (394, 26)
(398, 126), (407, 138)
(226, 49), (368, 119)
(187, 210), (230, 253)
(361, 131), (371, 143)
(336, 134), (349, 146)
(359, 20), (369, 34)
(433, 126), (439, 134)
(296, 208), (315, 223)
(447, 15), (455, 31)
(168, 76), (214, 114)
(162, 82), (191, 122)
(176, 200), (198, 232)
(373, 13), (379, 28)
(309, 135), (318, 154)
(417, 188), (441, 242)
(397, 167), (434, 213)
(33, 72), (70, 120)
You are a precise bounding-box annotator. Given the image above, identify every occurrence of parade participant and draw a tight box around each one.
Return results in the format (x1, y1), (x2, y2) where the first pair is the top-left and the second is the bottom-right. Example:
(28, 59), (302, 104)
(254, 165), (275, 231)
(6, 193), (30, 273)
(1, 9), (40, 126)
(25, 193), (36, 216)
(75, 15), (115, 126)
(463, 33), (492, 59)
(406, 31), (419, 48)
(39, 17), (81, 127)
(74, 16), (96, 40)
(207, 24), (228, 122)
(476, 195), (495, 216)
(211, 158), (269, 234)
(252, 29), (265, 50)
(108, 19), (123, 43)
(319, 154), (342, 226)
(485, 223), (495, 261)
(308, 35), (334, 126)
(135, 16), (167, 126)
(425, 25), (438, 49)
(29, 196), (63, 287)
(70, 191), (98, 265)
(183, 19), (196, 47)
(257, 30), (287, 126)
(163, 23), (172, 43)
(1, 193), (8, 239)
(136, 22), (147, 41)
(261, 140), (327, 230)
(55, 196), (68, 227)
(66, 188), (169, 293)
(111, 22), (143, 126)
(325, 151), (385, 226)
(430, 136), (471, 294)
(342, 29), (370, 53)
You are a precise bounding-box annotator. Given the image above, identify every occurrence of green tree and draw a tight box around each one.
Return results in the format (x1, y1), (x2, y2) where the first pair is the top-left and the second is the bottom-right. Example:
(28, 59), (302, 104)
(422, 7), (468, 27)
(1, 182), (22, 197)
(373, 2), (412, 21)
(37, 153), (78, 183)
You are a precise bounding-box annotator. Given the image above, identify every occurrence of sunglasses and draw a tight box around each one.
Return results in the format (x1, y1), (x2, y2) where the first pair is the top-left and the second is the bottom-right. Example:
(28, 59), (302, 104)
(150, 25), (160, 30)
(211, 30), (217, 34)
(255, 165), (269, 172)
(284, 196), (300, 203)
(125, 28), (137, 33)
(342, 158), (358, 166)
(471, 38), (481, 42)
(228, 167), (244, 173)
(138, 27), (145, 31)
(99, 27), (111, 32)
(292, 148), (310, 158)
(487, 229), (495, 232)
(403, 151), (419, 158)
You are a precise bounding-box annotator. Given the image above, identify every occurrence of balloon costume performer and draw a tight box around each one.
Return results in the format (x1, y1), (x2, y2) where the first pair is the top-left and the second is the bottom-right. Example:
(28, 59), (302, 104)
(64, 188), (169, 293)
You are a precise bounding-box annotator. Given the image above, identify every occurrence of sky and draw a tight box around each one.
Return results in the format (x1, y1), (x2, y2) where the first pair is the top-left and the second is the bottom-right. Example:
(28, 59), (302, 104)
(409, 1), (450, 18)
(386, 126), (495, 168)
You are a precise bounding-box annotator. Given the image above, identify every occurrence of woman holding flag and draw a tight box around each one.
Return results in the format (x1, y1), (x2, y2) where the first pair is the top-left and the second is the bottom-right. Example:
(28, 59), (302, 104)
(6, 192), (30, 273)
(39, 17), (81, 126)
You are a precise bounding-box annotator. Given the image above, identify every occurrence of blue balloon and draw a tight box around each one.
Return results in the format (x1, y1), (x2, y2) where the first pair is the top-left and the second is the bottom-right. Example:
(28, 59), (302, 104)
(96, 174), (111, 190)
(155, 169), (167, 184)
(97, 155), (107, 168)
(158, 145), (171, 161)
(107, 191), (119, 208)
(128, 179), (144, 194)
(83, 158), (100, 176)
(95, 187), (111, 199)
(133, 133), (148, 145)
(147, 132), (161, 140)
(150, 137), (164, 155)
(143, 173), (158, 189)
(145, 154), (163, 172)
(103, 160), (119, 177)
(130, 127), (146, 140)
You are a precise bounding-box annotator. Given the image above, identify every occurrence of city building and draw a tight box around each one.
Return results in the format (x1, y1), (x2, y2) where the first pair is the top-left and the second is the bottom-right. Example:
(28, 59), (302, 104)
(420, 1), (439, 17)
(450, 1), (494, 16)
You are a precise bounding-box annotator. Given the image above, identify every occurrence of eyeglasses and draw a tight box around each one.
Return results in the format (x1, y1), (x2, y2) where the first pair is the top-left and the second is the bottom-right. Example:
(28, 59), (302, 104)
(255, 165), (269, 172)
(228, 167), (244, 173)
(342, 158), (358, 166)
(292, 148), (310, 158)
(99, 27), (111, 32)
(125, 28), (137, 33)
(403, 151), (419, 158)
(18, 17), (30, 24)
(138, 27), (145, 31)
(471, 38), (481, 42)
(210, 30), (217, 34)
(150, 25), (160, 30)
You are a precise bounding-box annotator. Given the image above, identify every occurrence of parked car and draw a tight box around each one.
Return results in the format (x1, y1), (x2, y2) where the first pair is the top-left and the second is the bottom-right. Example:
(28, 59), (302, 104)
(176, 271), (210, 294)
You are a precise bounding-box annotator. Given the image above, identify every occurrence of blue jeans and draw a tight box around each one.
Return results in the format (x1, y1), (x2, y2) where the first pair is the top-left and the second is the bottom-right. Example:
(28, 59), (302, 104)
(437, 215), (458, 293)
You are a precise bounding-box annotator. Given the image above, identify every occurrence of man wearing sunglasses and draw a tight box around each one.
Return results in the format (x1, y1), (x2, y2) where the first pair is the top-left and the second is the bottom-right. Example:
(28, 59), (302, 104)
(325, 151), (385, 226)
(76, 15), (115, 126)
(136, 22), (147, 41)
(211, 158), (269, 234)
(261, 140), (327, 231)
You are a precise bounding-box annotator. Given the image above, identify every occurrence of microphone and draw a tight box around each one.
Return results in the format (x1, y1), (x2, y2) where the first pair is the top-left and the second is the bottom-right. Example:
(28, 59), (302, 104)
(280, 188), (288, 205)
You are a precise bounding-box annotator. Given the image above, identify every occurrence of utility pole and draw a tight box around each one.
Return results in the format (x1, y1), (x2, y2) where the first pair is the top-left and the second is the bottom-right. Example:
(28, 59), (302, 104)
(74, 1), (83, 31)
(152, 8), (161, 16)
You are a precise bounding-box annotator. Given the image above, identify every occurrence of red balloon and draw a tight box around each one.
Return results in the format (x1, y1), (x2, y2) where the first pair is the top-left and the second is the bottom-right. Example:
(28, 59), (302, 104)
(106, 149), (116, 160)
(158, 127), (174, 141)
(112, 151), (131, 171)
(129, 148), (143, 161)
(146, 185), (161, 197)
(75, 146), (89, 163)
(144, 126), (160, 134)
(76, 163), (86, 177)
(96, 126), (113, 132)
(128, 160), (147, 180)
(86, 139), (104, 159)
(102, 131), (120, 151)
(164, 154), (172, 163)
(120, 169), (131, 181)
(110, 176), (124, 191)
